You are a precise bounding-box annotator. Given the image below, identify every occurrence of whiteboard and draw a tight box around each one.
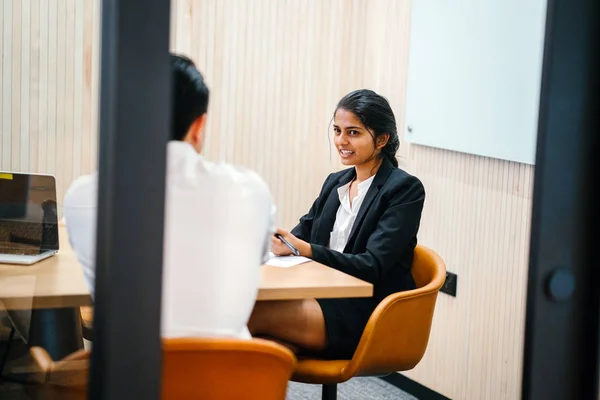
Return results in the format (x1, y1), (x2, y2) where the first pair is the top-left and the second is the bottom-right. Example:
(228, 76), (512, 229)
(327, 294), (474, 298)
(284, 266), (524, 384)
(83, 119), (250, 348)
(404, 0), (548, 165)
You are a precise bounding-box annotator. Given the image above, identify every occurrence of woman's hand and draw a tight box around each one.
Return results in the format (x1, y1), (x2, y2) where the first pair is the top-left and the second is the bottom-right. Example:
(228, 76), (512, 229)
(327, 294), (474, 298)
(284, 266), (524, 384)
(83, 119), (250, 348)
(271, 228), (313, 258)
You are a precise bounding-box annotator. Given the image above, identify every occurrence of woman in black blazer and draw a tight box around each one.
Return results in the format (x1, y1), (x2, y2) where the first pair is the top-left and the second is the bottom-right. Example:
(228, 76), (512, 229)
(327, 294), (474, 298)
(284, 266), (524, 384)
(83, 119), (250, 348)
(248, 89), (425, 359)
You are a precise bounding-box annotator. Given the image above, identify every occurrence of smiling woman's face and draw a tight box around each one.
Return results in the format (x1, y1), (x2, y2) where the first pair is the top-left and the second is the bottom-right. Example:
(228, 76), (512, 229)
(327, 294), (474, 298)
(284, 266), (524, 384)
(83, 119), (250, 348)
(333, 108), (379, 167)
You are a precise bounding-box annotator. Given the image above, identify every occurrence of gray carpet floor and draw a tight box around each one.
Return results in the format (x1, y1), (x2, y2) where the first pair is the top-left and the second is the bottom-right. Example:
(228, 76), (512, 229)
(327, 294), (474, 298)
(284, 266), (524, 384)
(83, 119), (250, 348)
(0, 378), (418, 400)
(1, 328), (418, 400)
(287, 378), (418, 400)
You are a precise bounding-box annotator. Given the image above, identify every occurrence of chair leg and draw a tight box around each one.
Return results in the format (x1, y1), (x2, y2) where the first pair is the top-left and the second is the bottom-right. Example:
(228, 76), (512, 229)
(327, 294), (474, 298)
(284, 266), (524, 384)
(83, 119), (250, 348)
(0, 327), (16, 380)
(322, 383), (338, 400)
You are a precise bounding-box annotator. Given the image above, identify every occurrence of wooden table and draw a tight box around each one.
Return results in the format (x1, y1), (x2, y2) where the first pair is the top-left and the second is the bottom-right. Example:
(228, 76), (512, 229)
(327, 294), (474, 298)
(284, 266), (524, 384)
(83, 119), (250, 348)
(0, 249), (91, 311)
(0, 232), (91, 360)
(260, 263), (372, 300)
(0, 228), (372, 359)
(0, 228), (372, 309)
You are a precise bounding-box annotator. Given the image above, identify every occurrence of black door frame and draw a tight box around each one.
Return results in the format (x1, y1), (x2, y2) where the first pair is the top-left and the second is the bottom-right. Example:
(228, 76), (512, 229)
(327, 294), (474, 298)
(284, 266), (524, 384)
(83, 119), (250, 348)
(523, 0), (600, 398)
(89, 1), (172, 399)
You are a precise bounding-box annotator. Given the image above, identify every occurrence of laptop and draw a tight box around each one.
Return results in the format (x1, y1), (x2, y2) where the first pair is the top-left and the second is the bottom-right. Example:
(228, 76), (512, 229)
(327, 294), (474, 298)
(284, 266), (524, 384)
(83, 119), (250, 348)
(0, 172), (59, 265)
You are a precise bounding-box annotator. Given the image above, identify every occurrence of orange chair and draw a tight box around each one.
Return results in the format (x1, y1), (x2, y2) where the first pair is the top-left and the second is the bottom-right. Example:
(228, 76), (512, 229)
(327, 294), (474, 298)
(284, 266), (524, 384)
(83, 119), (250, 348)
(292, 244), (446, 400)
(162, 338), (295, 399)
(31, 337), (296, 400)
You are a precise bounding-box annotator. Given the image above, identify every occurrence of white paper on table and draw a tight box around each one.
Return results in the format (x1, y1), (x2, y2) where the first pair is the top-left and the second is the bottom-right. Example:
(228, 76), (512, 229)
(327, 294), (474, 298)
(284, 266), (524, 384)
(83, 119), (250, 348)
(265, 252), (311, 268)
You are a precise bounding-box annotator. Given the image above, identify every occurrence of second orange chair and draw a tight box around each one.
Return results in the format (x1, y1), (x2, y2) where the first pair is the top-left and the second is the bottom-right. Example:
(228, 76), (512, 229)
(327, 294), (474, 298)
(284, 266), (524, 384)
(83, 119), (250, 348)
(31, 337), (296, 400)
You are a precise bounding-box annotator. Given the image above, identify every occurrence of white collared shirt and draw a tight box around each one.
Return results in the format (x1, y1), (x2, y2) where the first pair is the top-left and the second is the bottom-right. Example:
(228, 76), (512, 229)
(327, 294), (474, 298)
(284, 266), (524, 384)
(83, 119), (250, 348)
(328, 175), (375, 252)
(63, 141), (275, 340)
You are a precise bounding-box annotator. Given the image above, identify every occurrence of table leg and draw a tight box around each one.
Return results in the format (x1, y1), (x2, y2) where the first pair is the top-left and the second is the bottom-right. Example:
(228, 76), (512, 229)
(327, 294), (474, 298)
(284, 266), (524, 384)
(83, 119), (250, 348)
(28, 307), (83, 361)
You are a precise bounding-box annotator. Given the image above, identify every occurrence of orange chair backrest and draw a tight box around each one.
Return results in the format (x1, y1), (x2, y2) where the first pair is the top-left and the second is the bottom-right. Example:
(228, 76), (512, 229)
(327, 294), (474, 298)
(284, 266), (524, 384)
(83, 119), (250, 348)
(411, 246), (443, 289)
(162, 337), (296, 400)
(344, 245), (446, 378)
(32, 338), (295, 400)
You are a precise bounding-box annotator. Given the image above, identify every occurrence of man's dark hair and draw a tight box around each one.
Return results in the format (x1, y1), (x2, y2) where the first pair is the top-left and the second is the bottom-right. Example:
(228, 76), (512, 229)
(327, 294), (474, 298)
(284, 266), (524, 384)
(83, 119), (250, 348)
(170, 54), (210, 141)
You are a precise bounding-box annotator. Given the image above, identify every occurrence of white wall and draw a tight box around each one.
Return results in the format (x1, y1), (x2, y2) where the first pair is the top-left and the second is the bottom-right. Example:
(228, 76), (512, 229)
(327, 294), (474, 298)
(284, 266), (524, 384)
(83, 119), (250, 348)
(404, 0), (548, 165)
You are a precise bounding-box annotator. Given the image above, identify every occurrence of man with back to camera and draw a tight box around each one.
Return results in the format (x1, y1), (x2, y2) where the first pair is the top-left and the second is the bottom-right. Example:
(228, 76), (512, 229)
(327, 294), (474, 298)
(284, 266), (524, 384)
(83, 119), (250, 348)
(63, 54), (275, 339)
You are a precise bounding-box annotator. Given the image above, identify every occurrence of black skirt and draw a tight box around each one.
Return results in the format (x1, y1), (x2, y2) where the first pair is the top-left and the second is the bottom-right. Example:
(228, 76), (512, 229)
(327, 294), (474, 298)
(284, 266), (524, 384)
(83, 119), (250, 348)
(316, 297), (376, 359)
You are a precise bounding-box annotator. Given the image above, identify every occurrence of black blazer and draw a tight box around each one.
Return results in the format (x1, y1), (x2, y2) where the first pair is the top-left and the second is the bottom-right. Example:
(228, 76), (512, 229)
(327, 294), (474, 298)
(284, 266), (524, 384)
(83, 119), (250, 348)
(291, 158), (425, 303)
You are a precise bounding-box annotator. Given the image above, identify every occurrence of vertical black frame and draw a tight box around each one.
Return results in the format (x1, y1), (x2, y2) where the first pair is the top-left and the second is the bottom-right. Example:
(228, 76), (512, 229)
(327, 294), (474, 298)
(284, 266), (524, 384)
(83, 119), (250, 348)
(523, 0), (600, 398)
(89, 1), (172, 399)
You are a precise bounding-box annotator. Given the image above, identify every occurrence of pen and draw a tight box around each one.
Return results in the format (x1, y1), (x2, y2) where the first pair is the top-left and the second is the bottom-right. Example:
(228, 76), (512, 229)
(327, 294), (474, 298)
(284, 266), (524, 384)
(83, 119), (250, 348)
(275, 234), (300, 256)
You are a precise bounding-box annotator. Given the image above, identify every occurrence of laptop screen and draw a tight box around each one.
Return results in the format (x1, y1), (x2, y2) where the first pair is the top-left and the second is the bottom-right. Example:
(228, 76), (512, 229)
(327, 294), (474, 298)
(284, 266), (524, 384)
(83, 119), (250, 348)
(0, 173), (59, 256)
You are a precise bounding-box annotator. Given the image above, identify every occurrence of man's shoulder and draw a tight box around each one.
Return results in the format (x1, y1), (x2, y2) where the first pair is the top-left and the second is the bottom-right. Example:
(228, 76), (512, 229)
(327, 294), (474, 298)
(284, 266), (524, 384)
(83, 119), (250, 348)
(201, 160), (272, 198)
(64, 173), (99, 207)
(68, 172), (98, 189)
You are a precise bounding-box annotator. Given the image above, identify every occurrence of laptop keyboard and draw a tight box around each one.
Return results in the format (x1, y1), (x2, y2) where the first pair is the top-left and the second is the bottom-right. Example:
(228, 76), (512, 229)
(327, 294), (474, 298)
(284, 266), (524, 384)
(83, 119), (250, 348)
(0, 246), (43, 256)
(0, 221), (58, 255)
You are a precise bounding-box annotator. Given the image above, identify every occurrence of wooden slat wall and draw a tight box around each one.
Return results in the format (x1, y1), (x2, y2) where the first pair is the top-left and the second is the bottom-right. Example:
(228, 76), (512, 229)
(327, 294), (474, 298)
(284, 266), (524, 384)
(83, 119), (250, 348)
(1, 1), (535, 398)
(0, 0), (100, 210)
(408, 146), (533, 398)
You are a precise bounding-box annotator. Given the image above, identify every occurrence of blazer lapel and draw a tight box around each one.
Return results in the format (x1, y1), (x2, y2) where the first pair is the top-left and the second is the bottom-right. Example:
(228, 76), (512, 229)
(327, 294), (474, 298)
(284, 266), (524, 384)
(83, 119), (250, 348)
(313, 168), (355, 245)
(345, 159), (394, 251)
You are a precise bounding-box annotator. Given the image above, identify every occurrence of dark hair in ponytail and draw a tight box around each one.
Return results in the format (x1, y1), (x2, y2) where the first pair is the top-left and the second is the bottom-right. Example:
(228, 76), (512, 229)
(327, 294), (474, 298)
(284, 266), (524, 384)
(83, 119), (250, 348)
(334, 89), (399, 168)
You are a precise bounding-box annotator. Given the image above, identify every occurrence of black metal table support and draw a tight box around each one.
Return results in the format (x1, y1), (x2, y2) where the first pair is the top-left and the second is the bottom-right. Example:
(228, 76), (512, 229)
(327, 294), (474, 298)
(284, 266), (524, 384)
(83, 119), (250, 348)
(28, 307), (83, 361)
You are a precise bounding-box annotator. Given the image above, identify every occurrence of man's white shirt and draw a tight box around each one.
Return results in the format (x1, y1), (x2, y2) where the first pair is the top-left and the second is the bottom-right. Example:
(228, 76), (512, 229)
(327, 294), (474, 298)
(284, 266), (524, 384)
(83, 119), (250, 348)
(63, 141), (275, 339)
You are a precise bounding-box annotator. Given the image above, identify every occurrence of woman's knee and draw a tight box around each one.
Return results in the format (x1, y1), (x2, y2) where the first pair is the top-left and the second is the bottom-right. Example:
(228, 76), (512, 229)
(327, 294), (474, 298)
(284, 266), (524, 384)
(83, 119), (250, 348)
(298, 300), (327, 350)
(248, 299), (326, 345)
(248, 300), (300, 334)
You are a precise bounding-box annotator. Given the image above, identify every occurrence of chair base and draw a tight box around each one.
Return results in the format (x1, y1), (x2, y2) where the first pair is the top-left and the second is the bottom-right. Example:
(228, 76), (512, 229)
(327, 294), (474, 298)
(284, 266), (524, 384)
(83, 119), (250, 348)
(322, 383), (337, 400)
